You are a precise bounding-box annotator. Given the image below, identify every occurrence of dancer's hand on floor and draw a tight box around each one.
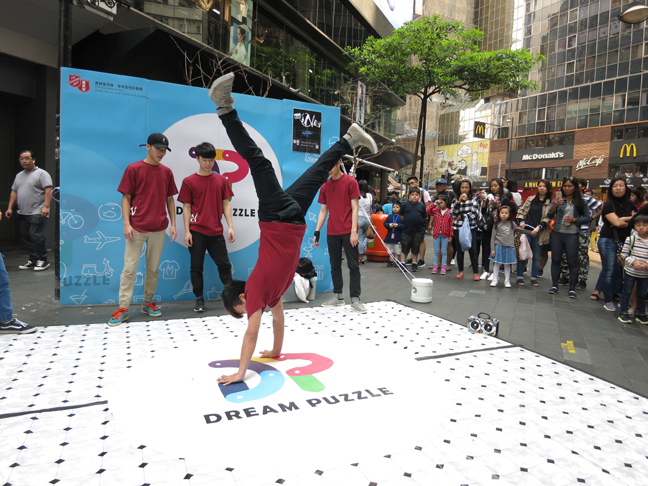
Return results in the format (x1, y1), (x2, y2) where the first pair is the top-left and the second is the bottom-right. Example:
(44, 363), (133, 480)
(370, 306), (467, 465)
(217, 371), (244, 386)
(260, 349), (280, 359)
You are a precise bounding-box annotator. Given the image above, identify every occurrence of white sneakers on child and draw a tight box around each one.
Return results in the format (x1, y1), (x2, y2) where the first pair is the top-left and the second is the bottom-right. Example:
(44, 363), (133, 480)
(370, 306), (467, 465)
(504, 280), (511, 288)
(490, 279), (497, 287)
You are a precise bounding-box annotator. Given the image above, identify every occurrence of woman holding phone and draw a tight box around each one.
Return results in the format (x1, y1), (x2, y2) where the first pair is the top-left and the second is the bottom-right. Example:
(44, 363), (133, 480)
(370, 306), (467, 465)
(546, 177), (590, 298)
(515, 179), (553, 286)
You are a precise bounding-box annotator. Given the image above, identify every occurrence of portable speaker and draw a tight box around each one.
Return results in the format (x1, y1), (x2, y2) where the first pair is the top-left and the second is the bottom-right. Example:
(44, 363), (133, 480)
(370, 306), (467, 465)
(467, 312), (499, 337)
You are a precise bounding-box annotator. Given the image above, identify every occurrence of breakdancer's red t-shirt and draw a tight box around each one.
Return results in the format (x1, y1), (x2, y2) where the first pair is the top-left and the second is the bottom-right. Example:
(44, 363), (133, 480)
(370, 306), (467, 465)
(245, 222), (307, 316)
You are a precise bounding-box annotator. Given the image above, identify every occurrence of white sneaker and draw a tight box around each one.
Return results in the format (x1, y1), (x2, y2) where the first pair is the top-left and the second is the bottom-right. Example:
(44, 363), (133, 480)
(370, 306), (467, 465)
(345, 123), (378, 153)
(480, 271), (490, 280)
(490, 279), (497, 287)
(208, 73), (235, 107)
(603, 302), (616, 312)
(322, 296), (345, 307)
(504, 280), (511, 288)
(487, 273), (494, 281)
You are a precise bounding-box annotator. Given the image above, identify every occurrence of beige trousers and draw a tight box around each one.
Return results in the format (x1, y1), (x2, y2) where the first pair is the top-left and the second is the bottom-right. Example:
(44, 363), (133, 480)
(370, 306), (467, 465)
(118, 229), (166, 309)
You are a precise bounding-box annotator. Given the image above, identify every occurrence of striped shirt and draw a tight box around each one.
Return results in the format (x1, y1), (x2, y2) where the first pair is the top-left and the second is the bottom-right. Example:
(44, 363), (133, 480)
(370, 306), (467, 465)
(581, 194), (603, 232)
(427, 206), (454, 238)
(451, 198), (480, 230)
(621, 234), (648, 278)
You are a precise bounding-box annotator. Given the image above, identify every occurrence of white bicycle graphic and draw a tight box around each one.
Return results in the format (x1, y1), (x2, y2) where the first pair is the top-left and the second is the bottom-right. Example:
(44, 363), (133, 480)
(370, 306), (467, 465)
(60, 211), (85, 230)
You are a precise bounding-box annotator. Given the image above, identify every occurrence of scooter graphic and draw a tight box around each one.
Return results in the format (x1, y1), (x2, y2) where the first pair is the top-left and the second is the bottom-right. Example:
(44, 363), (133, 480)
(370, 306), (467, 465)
(82, 258), (114, 278)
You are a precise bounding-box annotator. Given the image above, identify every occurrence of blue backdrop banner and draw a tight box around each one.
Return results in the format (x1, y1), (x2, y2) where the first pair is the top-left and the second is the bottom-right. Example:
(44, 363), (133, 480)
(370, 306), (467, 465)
(60, 68), (339, 306)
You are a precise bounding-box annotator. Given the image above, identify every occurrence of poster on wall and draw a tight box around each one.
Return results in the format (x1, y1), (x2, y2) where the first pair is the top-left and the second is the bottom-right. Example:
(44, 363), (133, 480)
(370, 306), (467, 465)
(436, 141), (490, 179)
(229, 0), (253, 66)
(292, 108), (322, 154)
(59, 68), (339, 306)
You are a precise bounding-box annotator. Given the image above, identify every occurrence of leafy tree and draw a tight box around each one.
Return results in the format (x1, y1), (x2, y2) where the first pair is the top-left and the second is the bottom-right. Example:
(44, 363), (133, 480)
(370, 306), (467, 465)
(346, 15), (543, 178)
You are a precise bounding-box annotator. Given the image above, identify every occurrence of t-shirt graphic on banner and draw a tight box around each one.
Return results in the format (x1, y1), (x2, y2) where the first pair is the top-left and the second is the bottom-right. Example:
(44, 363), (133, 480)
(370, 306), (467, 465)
(60, 68), (339, 305)
(292, 108), (322, 154)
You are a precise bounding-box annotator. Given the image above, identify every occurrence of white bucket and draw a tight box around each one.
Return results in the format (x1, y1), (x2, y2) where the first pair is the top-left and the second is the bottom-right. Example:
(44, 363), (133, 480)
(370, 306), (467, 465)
(411, 278), (433, 303)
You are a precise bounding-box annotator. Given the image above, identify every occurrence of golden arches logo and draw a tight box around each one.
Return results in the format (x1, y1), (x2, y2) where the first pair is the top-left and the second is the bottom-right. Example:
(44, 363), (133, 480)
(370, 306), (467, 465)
(474, 122), (485, 138)
(620, 143), (637, 158)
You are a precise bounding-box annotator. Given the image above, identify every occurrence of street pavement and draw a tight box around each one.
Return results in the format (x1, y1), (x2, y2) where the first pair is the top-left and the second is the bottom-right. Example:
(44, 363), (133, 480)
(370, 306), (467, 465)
(4, 235), (648, 398)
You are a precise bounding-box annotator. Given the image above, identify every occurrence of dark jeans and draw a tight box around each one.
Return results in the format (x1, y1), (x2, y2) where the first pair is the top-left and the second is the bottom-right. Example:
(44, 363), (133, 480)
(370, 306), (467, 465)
(327, 234), (361, 298)
(220, 109), (351, 223)
(20, 214), (48, 262)
(550, 230), (579, 290)
(188, 230), (232, 298)
(620, 274), (648, 314)
(480, 228), (492, 272)
(453, 227), (479, 273)
(595, 237), (623, 303)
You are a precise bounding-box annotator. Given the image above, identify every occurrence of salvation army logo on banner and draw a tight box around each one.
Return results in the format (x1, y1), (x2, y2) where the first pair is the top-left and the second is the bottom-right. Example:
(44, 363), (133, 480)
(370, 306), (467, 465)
(68, 74), (91, 93)
(105, 334), (449, 473)
(162, 113), (280, 252)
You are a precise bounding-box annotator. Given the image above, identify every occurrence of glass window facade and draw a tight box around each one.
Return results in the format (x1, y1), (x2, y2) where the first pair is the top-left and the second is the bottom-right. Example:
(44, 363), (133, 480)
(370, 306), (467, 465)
(132, 0), (397, 138)
(487, 0), (648, 137)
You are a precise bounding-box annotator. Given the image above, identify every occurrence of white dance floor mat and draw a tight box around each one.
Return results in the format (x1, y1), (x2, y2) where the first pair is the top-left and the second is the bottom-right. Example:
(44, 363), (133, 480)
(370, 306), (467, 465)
(1, 301), (647, 485)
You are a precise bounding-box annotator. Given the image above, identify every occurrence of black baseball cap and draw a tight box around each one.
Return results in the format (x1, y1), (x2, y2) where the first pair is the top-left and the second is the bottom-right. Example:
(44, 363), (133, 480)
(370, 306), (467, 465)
(140, 133), (171, 151)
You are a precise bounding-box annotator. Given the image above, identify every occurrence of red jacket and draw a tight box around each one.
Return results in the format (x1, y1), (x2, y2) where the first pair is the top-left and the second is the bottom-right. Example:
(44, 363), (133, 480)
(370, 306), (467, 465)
(427, 206), (454, 238)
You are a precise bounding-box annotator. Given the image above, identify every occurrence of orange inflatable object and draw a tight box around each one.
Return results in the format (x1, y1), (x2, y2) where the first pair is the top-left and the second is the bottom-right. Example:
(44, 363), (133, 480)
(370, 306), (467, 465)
(366, 214), (390, 262)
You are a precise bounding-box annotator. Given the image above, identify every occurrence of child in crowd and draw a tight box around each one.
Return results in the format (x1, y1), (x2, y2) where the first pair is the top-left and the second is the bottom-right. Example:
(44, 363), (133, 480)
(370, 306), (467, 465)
(383, 200), (403, 267)
(399, 188), (427, 272)
(619, 214), (648, 324)
(490, 204), (528, 288)
(427, 195), (453, 275)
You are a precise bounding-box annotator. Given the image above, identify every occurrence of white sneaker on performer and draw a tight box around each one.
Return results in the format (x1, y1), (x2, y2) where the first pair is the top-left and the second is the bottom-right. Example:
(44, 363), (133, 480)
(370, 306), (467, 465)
(209, 73), (235, 108)
(480, 271), (490, 280)
(345, 123), (378, 153)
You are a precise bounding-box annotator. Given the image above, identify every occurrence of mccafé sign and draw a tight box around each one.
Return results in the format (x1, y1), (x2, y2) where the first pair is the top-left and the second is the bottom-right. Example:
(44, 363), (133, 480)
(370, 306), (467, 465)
(575, 156), (604, 171)
(620, 143), (637, 158)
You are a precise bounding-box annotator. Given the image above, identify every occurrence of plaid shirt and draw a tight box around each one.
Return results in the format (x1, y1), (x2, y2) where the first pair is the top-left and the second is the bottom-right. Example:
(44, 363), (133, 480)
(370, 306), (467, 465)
(451, 198), (480, 230)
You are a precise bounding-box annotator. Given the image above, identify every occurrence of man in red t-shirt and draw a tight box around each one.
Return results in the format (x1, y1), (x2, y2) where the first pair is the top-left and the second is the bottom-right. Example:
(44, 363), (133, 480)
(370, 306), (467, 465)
(313, 161), (365, 313)
(210, 73), (377, 386)
(178, 142), (235, 312)
(109, 133), (178, 326)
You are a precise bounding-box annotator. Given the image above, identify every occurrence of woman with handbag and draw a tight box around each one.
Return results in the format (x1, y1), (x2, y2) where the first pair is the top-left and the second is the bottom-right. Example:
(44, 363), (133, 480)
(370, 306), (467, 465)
(451, 179), (481, 280)
(515, 179), (553, 286)
(592, 177), (636, 310)
(357, 180), (373, 264)
(546, 177), (590, 299)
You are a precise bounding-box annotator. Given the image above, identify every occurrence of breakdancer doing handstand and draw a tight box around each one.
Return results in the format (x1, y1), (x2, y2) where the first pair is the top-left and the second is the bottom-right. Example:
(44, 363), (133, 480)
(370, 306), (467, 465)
(212, 73), (377, 386)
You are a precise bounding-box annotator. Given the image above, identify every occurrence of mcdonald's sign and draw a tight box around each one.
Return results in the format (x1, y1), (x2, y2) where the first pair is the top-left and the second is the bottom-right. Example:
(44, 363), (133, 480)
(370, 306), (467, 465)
(474, 121), (486, 139)
(620, 143), (637, 158)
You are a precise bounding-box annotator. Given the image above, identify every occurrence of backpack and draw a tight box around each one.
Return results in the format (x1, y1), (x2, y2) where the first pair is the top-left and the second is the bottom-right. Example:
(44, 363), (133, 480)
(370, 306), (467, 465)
(296, 257), (317, 280)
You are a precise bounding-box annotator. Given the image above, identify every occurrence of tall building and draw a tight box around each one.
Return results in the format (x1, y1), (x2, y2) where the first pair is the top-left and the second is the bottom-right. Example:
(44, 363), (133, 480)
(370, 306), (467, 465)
(0, 0), (414, 248)
(475, 0), (648, 198)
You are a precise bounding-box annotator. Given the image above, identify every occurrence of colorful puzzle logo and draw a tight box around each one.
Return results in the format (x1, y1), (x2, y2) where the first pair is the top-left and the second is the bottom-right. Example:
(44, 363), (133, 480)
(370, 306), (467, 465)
(209, 353), (333, 403)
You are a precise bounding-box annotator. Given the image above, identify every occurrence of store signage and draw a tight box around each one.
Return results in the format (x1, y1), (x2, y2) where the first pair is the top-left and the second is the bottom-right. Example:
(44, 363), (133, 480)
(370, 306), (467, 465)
(523, 180), (563, 189)
(575, 156), (605, 171)
(474, 121), (486, 139)
(521, 151), (564, 161)
(620, 143), (637, 158)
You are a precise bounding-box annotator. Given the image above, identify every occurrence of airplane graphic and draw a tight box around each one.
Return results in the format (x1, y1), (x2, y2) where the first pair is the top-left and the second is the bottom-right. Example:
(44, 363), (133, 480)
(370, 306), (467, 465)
(84, 231), (121, 250)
